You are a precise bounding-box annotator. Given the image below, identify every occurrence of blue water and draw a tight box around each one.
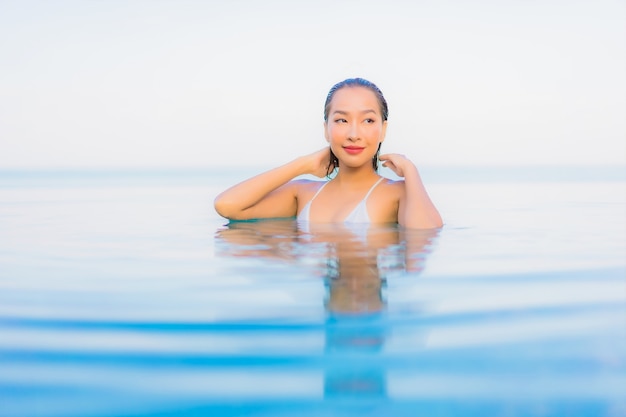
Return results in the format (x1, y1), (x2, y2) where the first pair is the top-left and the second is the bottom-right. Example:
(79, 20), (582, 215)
(1, 167), (625, 417)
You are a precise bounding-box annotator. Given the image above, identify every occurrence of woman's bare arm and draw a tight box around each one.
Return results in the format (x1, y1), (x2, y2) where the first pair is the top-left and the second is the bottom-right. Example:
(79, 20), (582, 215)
(379, 153), (443, 229)
(214, 148), (331, 221)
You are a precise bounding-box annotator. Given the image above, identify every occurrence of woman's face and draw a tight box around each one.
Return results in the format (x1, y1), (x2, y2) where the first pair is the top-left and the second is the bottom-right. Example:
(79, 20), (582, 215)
(324, 87), (387, 169)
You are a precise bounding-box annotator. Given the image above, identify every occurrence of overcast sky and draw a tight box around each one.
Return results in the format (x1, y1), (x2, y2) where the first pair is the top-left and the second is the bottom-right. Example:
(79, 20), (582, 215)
(1, 0), (624, 170)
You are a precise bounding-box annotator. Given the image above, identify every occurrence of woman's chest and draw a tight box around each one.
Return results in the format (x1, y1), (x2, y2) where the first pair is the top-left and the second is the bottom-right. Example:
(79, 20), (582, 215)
(307, 185), (398, 223)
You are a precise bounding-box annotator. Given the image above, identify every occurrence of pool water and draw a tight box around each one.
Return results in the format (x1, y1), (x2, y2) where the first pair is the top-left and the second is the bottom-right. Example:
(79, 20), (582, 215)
(0, 168), (625, 416)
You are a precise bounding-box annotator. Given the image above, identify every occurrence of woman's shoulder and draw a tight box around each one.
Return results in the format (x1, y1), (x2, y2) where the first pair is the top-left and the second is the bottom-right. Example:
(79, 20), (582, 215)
(291, 178), (327, 189)
(291, 178), (327, 198)
(374, 178), (408, 205)
(379, 177), (405, 193)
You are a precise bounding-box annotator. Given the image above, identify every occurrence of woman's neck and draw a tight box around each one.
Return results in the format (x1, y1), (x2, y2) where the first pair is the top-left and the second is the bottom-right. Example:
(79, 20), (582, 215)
(333, 165), (379, 185)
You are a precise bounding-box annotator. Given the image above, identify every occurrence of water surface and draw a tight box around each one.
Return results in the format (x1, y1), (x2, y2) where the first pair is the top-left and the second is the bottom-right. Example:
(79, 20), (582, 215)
(0, 168), (624, 416)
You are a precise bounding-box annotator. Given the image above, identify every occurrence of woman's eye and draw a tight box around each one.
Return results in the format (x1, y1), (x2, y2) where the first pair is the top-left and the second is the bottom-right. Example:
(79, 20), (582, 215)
(334, 118), (347, 123)
(364, 118), (375, 124)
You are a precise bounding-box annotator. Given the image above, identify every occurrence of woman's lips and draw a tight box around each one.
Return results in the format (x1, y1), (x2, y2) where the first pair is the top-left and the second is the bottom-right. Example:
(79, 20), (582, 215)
(343, 146), (364, 155)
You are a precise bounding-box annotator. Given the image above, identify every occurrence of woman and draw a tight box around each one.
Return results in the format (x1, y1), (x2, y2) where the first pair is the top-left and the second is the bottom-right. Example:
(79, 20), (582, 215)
(214, 78), (443, 229)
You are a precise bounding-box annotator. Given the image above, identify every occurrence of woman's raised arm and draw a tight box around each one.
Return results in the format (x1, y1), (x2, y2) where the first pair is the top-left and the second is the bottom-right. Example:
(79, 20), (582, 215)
(214, 148), (331, 221)
(379, 153), (443, 229)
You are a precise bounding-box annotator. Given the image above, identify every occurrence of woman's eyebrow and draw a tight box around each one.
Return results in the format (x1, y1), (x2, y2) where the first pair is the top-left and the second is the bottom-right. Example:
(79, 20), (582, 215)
(332, 109), (377, 115)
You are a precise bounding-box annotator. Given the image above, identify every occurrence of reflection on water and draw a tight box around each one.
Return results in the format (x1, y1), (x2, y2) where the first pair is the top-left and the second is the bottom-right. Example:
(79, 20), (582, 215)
(216, 219), (439, 401)
(215, 220), (438, 315)
(213, 218), (626, 416)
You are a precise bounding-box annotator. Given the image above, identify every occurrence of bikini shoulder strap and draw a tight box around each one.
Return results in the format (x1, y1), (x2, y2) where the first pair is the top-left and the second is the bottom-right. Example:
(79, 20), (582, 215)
(363, 177), (385, 200)
(309, 181), (329, 203)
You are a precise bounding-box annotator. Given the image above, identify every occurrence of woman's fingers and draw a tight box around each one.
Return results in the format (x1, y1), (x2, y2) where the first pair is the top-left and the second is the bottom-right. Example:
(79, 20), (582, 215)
(379, 153), (411, 177)
(379, 153), (406, 160)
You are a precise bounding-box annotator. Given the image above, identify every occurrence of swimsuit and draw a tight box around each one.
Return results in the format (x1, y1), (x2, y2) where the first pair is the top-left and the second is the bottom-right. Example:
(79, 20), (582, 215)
(297, 177), (385, 224)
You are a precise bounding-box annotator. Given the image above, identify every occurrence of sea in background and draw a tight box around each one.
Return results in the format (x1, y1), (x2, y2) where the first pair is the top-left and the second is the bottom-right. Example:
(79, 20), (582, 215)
(0, 165), (625, 417)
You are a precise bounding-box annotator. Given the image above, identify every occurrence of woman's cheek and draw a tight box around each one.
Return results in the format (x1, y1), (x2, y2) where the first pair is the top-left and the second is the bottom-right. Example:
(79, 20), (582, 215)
(329, 126), (345, 141)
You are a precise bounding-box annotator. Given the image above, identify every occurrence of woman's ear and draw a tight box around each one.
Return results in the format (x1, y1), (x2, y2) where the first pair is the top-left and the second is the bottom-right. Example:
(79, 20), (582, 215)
(380, 120), (388, 143)
(324, 121), (329, 142)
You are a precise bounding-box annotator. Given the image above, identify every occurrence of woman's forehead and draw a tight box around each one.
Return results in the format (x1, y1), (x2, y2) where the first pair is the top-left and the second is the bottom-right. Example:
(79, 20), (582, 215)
(329, 87), (380, 110)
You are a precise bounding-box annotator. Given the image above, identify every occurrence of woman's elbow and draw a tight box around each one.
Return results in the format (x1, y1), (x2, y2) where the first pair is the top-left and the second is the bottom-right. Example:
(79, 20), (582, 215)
(431, 212), (444, 228)
(214, 196), (240, 220)
(213, 198), (227, 218)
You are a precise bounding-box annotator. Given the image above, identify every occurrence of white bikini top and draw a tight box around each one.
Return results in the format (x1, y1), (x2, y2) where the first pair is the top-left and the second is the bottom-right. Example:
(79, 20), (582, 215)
(297, 177), (385, 224)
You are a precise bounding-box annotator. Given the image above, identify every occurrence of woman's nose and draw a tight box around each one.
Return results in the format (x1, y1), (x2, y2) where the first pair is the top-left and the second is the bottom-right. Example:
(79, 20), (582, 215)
(348, 123), (359, 140)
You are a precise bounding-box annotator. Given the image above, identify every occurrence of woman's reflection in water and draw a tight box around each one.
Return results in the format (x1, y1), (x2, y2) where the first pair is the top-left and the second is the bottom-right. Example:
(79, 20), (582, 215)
(214, 219), (438, 399)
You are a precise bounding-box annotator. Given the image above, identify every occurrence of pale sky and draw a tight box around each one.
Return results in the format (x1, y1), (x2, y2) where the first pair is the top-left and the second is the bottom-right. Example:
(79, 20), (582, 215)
(1, 0), (624, 169)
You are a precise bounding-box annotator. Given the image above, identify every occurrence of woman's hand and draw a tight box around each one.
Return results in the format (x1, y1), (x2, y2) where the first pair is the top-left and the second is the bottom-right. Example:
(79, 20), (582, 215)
(302, 147), (332, 178)
(379, 153), (416, 178)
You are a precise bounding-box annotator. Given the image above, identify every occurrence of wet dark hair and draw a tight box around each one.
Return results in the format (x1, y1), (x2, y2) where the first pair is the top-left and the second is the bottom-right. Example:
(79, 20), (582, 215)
(324, 78), (389, 123)
(324, 78), (388, 176)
